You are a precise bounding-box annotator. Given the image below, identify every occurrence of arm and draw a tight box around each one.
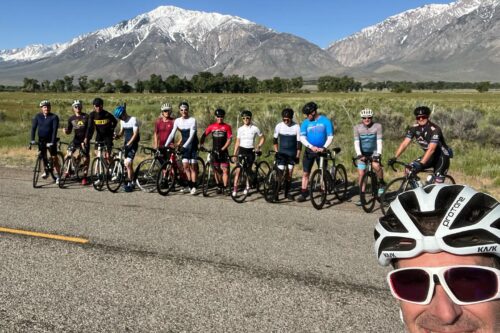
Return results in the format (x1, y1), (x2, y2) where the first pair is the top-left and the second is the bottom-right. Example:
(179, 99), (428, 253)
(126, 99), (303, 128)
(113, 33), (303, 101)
(233, 137), (240, 156)
(420, 142), (437, 165)
(30, 115), (38, 141)
(153, 120), (158, 148)
(394, 137), (412, 159)
(256, 134), (265, 151)
(323, 118), (334, 148)
(51, 115), (59, 144)
(376, 123), (383, 155)
(182, 119), (197, 148)
(323, 135), (333, 149)
(127, 127), (139, 147)
(164, 121), (177, 147)
(64, 117), (73, 135)
(85, 113), (95, 143)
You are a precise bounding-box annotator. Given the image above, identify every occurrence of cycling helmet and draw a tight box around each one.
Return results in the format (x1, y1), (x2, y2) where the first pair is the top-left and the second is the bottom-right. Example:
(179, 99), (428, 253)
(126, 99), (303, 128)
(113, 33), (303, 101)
(113, 105), (126, 119)
(302, 102), (318, 115)
(414, 106), (431, 117)
(179, 101), (189, 110)
(92, 97), (104, 107)
(72, 100), (82, 108)
(241, 110), (252, 118)
(161, 103), (172, 112)
(374, 184), (500, 266)
(360, 108), (373, 118)
(39, 100), (51, 107)
(215, 108), (226, 117)
(281, 108), (294, 119)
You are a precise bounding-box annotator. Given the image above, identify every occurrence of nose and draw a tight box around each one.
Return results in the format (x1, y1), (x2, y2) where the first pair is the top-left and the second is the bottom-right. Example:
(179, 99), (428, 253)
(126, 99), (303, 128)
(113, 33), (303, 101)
(427, 285), (463, 324)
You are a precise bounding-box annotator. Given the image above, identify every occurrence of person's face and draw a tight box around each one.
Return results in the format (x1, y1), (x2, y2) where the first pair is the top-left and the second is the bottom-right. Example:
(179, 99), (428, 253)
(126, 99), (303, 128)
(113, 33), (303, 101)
(73, 105), (82, 114)
(396, 252), (500, 333)
(180, 107), (189, 118)
(216, 115), (224, 123)
(41, 105), (50, 115)
(416, 115), (429, 125)
(162, 110), (171, 119)
(282, 117), (292, 126)
(362, 116), (372, 125)
(242, 116), (251, 124)
(93, 104), (103, 112)
(306, 110), (316, 120)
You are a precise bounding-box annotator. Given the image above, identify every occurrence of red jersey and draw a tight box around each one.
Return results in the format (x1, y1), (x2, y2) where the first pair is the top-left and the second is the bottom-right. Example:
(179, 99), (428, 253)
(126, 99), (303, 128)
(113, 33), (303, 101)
(155, 117), (174, 147)
(202, 122), (233, 151)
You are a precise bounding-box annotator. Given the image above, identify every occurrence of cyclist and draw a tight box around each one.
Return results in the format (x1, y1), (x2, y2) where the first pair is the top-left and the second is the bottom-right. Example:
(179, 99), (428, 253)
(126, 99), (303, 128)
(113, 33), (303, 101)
(164, 101), (199, 195)
(353, 108), (385, 205)
(113, 105), (140, 192)
(389, 106), (451, 183)
(231, 110), (265, 196)
(374, 184), (500, 333)
(84, 97), (117, 186)
(200, 108), (233, 195)
(30, 100), (61, 183)
(153, 103), (175, 149)
(63, 100), (90, 185)
(272, 108), (301, 200)
(297, 102), (334, 202)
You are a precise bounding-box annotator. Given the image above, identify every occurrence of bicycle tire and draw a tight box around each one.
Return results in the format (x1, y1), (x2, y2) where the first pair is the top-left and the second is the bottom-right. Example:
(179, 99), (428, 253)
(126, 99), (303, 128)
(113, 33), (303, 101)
(444, 175), (456, 184)
(53, 151), (64, 179)
(58, 156), (73, 188)
(264, 169), (281, 203)
(333, 164), (348, 201)
(33, 156), (42, 188)
(360, 171), (377, 213)
(202, 163), (214, 197)
(194, 157), (206, 188)
(255, 161), (271, 195)
(91, 157), (106, 191)
(310, 169), (328, 210)
(230, 166), (249, 203)
(107, 158), (124, 193)
(379, 177), (412, 215)
(135, 158), (161, 193)
(156, 161), (176, 196)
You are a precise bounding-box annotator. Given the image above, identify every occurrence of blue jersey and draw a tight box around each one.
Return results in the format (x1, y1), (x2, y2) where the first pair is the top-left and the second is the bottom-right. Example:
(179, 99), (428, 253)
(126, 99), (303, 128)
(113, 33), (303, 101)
(31, 112), (59, 143)
(300, 115), (334, 147)
(353, 122), (383, 155)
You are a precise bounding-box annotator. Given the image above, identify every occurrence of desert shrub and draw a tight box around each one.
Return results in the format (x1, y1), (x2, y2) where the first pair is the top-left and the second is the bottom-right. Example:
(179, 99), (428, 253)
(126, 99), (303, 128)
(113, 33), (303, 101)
(432, 109), (481, 140)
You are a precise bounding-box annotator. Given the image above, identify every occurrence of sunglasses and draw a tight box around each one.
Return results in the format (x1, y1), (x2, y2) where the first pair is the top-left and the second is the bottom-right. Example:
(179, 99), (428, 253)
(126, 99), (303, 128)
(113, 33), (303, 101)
(282, 118), (291, 121)
(362, 117), (372, 120)
(387, 265), (500, 305)
(242, 117), (251, 120)
(180, 108), (188, 112)
(416, 116), (428, 120)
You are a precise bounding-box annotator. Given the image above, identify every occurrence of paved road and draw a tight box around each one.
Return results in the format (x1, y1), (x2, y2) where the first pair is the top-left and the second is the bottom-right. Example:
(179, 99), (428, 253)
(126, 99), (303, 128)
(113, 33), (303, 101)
(0, 167), (403, 332)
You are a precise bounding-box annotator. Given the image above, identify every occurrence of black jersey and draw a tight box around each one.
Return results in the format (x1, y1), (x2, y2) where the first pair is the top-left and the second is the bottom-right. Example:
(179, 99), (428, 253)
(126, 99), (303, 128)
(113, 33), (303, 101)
(405, 121), (450, 156)
(66, 113), (89, 144)
(86, 110), (117, 142)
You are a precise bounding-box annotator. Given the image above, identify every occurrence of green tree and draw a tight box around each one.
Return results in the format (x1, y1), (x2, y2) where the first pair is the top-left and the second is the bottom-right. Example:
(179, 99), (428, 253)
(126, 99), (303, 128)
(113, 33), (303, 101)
(22, 78), (40, 92)
(88, 78), (105, 93)
(52, 79), (66, 92)
(41, 80), (51, 92)
(64, 75), (74, 92)
(78, 76), (89, 92)
(476, 81), (490, 93)
(135, 80), (145, 93)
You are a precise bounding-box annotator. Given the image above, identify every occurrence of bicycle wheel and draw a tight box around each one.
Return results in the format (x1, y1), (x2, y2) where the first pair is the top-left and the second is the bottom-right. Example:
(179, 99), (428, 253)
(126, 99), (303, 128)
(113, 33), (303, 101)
(91, 158), (106, 191)
(443, 175), (456, 184)
(265, 169), (281, 203)
(106, 159), (124, 193)
(156, 161), (176, 196)
(230, 166), (249, 203)
(202, 163), (215, 197)
(360, 172), (377, 213)
(194, 157), (206, 188)
(135, 158), (161, 192)
(332, 164), (348, 201)
(255, 161), (271, 195)
(58, 156), (73, 188)
(32, 156), (42, 188)
(310, 169), (328, 210)
(53, 151), (64, 179)
(379, 177), (412, 215)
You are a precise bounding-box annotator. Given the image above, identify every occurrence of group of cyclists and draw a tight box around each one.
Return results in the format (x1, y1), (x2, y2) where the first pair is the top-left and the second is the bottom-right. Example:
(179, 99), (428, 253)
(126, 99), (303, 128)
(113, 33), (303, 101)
(31, 97), (452, 204)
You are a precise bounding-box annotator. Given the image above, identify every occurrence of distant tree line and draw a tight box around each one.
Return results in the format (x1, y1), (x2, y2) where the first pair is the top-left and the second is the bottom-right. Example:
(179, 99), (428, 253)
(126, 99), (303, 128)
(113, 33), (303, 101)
(362, 80), (499, 93)
(317, 76), (363, 92)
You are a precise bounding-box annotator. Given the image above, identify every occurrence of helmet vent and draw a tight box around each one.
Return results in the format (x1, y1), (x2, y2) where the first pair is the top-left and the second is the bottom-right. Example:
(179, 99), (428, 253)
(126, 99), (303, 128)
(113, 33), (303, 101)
(410, 212), (445, 236)
(379, 214), (408, 233)
(449, 193), (497, 230)
(443, 230), (499, 248)
(378, 237), (416, 258)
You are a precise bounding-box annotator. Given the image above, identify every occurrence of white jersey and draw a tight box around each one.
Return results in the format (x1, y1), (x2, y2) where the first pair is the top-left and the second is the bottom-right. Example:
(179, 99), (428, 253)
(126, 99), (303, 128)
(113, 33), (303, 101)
(120, 116), (140, 143)
(165, 117), (198, 149)
(237, 124), (262, 149)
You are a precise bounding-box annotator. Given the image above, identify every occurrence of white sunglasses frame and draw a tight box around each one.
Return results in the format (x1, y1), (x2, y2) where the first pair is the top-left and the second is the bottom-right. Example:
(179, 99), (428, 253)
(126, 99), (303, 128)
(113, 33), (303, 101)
(387, 265), (500, 306)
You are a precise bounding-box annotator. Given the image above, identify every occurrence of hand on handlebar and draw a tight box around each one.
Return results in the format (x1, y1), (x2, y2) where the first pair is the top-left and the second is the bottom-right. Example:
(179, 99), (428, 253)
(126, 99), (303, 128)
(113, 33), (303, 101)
(388, 157), (397, 166)
(409, 160), (423, 173)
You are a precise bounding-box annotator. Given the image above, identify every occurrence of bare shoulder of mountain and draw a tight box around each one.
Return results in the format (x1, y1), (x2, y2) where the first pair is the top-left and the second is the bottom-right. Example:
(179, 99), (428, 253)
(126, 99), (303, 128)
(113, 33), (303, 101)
(0, 6), (343, 85)
(328, 0), (500, 81)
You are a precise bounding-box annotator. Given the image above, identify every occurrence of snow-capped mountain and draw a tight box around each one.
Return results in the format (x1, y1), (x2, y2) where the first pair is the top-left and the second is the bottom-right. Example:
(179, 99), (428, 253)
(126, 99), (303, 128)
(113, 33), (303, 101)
(327, 0), (500, 81)
(0, 6), (342, 84)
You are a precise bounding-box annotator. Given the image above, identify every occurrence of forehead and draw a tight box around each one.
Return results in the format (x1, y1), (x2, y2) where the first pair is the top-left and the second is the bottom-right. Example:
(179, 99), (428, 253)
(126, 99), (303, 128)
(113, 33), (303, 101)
(397, 252), (495, 269)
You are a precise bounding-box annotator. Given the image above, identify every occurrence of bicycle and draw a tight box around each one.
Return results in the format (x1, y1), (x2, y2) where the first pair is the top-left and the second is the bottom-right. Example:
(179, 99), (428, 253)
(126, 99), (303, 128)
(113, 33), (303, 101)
(134, 146), (169, 193)
(58, 142), (88, 188)
(352, 155), (383, 213)
(29, 141), (64, 188)
(200, 147), (229, 197)
(379, 160), (456, 215)
(309, 148), (348, 210)
(106, 147), (130, 193)
(229, 150), (270, 203)
(89, 141), (111, 191)
(264, 151), (295, 203)
(156, 147), (206, 196)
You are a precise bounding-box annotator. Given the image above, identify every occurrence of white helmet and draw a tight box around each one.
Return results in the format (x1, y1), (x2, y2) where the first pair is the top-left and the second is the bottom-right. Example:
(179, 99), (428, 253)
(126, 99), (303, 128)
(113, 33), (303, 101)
(360, 108), (373, 118)
(161, 103), (172, 112)
(72, 100), (82, 107)
(375, 184), (500, 266)
(39, 100), (51, 107)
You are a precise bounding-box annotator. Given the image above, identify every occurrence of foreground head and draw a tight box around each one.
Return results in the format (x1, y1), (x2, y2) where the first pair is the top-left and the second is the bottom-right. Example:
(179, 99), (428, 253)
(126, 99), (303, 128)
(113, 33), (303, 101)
(161, 103), (172, 117)
(360, 108), (373, 125)
(215, 108), (225, 123)
(302, 101), (318, 120)
(92, 97), (104, 111)
(374, 185), (500, 333)
(414, 106), (431, 125)
(39, 100), (51, 114)
(113, 105), (126, 120)
(72, 100), (82, 113)
(281, 108), (294, 125)
(241, 110), (252, 124)
(179, 101), (189, 117)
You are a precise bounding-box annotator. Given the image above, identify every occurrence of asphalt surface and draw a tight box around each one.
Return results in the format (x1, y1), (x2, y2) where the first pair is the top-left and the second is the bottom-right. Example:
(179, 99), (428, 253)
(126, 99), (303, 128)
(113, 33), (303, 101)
(0, 167), (404, 332)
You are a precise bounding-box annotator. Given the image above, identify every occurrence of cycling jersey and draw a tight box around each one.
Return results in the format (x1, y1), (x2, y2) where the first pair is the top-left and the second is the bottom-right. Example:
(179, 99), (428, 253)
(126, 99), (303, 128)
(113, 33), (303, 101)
(66, 113), (89, 145)
(154, 117), (174, 147)
(120, 116), (140, 145)
(165, 117), (198, 151)
(31, 112), (59, 144)
(353, 122), (383, 156)
(273, 121), (300, 158)
(237, 124), (262, 149)
(86, 109), (117, 142)
(201, 122), (233, 152)
(406, 121), (450, 157)
(300, 115), (334, 148)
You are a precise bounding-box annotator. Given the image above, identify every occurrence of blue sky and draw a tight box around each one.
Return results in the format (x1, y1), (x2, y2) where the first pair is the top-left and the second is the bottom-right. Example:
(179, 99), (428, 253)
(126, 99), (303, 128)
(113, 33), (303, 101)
(0, 0), (452, 50)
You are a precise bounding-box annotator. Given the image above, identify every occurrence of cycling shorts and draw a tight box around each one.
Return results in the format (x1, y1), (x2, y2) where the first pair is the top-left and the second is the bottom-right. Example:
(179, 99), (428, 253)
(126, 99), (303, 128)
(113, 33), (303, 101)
(213, 150), (230, 168)
(302, 149), (320, 173)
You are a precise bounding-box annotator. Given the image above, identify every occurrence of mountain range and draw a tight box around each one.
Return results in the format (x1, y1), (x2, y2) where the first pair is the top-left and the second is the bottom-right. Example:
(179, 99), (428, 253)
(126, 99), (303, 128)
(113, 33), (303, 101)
(0, 0), (498, 85)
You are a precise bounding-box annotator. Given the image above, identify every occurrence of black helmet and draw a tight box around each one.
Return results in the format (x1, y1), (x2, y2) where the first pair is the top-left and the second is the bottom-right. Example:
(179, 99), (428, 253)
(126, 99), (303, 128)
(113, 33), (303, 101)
(215, 108), (225, 117)
(302, 102), (318, 115)
(179, 101), (189, 110)
(414, 106), (431, 117)
(241, 110), (252, 118)
(281, 108), (294, 119)
(92, 97), (104, 107)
